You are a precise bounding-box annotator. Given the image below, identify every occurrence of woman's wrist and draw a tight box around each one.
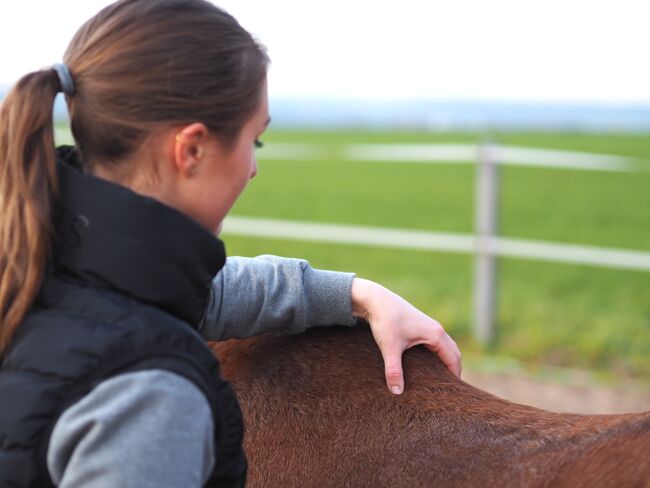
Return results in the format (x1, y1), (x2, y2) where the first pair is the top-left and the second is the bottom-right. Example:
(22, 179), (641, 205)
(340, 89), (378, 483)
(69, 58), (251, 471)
(351, 277), (387, 322)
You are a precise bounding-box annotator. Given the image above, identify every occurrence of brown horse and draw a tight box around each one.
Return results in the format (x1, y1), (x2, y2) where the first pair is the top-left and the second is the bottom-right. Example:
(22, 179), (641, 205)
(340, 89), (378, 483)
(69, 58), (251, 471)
(209, 326), (650, 488)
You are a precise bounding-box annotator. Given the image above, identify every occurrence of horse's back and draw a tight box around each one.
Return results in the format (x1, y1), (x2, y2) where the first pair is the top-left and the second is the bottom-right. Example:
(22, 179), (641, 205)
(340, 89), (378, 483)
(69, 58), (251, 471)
(210, 327), (650, 488)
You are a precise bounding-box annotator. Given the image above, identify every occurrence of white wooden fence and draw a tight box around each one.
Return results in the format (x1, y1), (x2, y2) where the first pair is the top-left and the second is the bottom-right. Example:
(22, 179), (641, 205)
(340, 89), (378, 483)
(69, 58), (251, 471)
(222, 142), (650, 344)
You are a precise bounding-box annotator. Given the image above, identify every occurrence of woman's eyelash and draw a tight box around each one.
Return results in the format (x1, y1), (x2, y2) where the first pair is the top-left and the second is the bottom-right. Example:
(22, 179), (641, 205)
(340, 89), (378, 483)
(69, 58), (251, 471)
(254, 139), (264, 149)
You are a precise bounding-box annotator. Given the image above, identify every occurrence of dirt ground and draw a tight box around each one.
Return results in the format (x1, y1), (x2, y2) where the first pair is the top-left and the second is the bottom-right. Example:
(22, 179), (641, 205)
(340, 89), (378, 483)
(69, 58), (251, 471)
(462, 367), (650, 415)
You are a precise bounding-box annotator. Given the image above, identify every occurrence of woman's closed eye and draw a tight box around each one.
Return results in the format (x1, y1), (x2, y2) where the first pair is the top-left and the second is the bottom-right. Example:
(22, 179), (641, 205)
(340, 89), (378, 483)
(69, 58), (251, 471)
(254, 139), (264, 149)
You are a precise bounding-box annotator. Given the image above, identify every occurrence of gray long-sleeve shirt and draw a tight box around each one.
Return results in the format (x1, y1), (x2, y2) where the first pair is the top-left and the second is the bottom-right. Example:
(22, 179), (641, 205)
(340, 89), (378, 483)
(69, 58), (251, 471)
(47, 255), (356, 487)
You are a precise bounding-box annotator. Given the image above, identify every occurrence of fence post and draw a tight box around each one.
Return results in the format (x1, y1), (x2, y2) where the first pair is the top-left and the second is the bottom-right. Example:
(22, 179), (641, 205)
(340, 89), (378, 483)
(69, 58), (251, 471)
(473, 140), (500, 345)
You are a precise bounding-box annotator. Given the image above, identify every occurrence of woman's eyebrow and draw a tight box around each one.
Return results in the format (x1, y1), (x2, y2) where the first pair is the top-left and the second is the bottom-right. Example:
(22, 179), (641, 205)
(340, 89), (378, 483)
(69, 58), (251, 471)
(264, 116), (271, 128)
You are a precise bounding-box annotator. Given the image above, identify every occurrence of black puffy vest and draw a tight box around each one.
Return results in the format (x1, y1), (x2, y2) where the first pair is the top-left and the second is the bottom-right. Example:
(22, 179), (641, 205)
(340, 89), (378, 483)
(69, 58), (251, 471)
(0, 147), (246, 487)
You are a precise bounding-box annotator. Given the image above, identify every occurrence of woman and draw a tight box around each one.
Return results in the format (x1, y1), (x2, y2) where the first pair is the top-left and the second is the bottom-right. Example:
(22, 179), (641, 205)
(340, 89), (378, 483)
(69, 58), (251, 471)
(0, 0), (461, 486)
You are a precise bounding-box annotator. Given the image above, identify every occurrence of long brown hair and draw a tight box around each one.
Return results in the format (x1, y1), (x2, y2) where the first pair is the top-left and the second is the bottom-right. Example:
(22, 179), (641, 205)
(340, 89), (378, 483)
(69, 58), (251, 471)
(0, 0), (269, 350)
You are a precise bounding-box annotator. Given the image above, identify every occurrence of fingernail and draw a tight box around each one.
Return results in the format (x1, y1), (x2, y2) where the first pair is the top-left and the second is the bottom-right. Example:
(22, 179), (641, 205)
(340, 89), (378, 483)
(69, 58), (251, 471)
(390, 386), (402, 395)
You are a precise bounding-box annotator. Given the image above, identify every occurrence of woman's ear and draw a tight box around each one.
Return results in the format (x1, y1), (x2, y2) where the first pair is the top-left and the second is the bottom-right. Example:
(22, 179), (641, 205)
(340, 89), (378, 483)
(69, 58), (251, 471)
(173, 122), (210, 177)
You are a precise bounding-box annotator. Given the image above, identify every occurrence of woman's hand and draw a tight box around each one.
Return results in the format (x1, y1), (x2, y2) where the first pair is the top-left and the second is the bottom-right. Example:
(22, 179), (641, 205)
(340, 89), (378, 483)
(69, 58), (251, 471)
(351, 277), (462, 395)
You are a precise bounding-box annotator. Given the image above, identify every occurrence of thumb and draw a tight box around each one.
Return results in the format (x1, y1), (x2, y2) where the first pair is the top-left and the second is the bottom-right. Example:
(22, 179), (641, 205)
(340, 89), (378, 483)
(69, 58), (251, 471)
(381, 345), (405, 395)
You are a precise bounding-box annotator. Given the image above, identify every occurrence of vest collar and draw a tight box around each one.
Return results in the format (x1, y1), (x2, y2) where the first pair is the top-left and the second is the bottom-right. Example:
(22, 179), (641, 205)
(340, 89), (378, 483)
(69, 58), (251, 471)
(52, 146), (226, 326)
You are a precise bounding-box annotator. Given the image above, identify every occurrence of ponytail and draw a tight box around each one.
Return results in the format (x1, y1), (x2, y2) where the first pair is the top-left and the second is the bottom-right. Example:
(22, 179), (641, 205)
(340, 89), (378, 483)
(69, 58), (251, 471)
(0, 69), (61, 350)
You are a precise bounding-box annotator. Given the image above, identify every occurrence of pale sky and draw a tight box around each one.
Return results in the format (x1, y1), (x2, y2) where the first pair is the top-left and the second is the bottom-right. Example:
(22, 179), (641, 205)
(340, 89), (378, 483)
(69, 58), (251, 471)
(2, 0), (649, 102)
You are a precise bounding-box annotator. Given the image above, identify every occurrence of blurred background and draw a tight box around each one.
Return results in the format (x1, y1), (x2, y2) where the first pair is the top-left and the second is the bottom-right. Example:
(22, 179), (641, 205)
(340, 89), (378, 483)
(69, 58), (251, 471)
(2, 0), (649, 412)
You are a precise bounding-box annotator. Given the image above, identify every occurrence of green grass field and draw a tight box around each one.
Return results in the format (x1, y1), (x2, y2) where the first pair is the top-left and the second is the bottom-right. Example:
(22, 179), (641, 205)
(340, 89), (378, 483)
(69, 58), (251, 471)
(225, 129), (650, 380)
(55, 126), (650, 380)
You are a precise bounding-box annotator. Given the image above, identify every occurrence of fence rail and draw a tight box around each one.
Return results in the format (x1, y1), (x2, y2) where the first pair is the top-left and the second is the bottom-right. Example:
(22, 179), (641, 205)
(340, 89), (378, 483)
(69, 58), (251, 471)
(222, 216), (650, 272)
(258, 142), (645, 173)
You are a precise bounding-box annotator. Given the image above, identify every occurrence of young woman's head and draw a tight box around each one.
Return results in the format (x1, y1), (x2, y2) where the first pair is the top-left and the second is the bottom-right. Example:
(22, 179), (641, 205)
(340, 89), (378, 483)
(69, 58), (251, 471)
(0, 0), (269, 349)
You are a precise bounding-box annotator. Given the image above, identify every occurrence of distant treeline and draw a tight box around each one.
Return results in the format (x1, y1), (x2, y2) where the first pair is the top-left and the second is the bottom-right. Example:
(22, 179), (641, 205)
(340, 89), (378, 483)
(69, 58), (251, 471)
(2, 88), (649, 132)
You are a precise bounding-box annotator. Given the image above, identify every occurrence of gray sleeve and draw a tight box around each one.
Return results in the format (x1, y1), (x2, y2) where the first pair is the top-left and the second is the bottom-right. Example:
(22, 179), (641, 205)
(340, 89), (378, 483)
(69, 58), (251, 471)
(47, 370), (215, 488)
(201, 255), (356, 341)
